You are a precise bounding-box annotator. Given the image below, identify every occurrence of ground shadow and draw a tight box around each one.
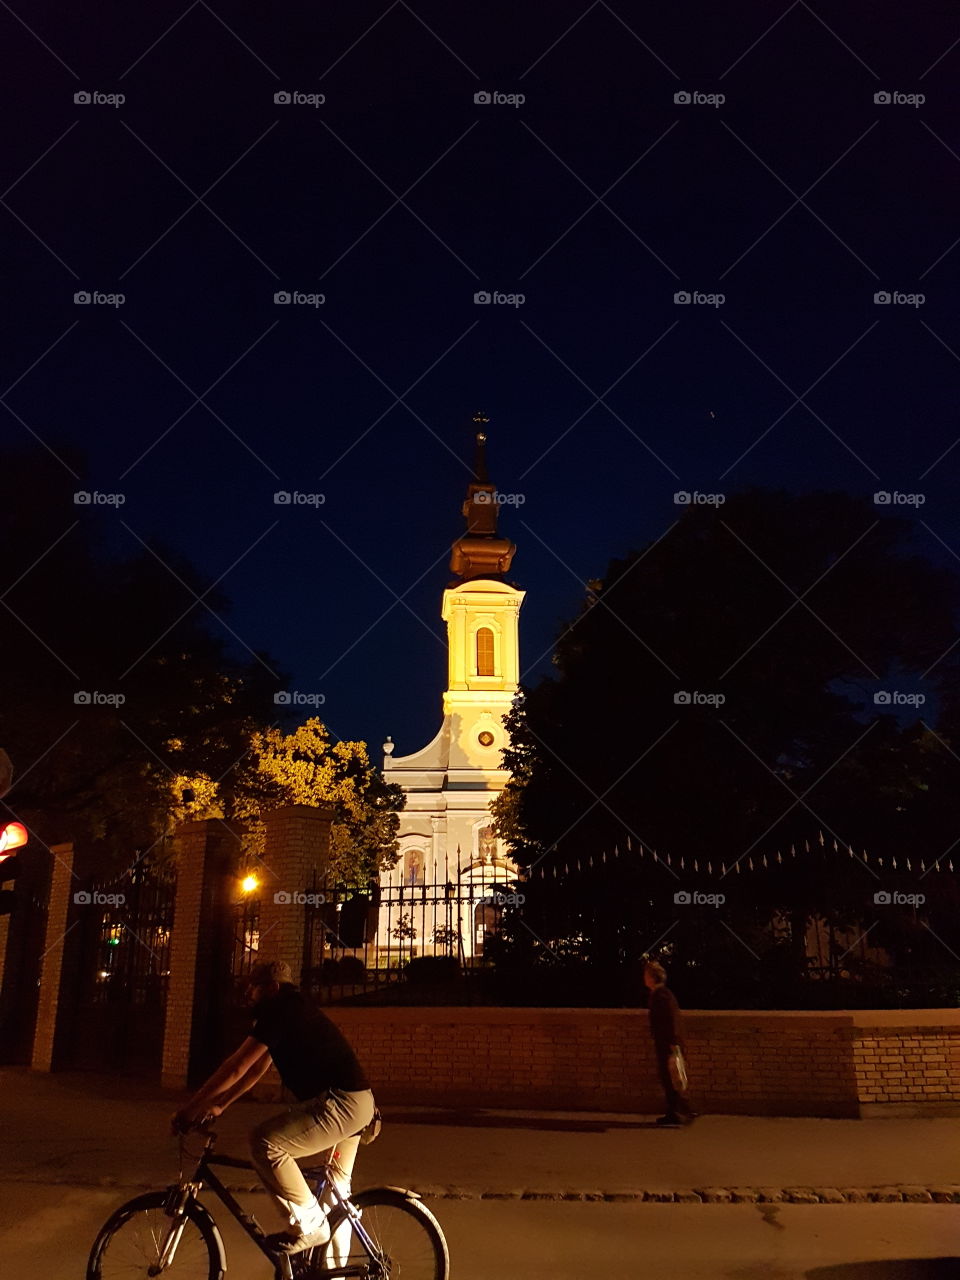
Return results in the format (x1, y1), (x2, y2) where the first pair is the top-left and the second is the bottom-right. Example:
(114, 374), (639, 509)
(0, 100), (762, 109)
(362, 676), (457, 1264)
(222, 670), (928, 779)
(807, 1261), (960, 1279)
(382, 1109), (665, 1132)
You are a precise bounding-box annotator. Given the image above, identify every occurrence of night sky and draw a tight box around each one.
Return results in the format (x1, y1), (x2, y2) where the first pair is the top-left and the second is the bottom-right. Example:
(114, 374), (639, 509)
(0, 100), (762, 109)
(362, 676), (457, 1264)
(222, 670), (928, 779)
(3, 1), (958, 757)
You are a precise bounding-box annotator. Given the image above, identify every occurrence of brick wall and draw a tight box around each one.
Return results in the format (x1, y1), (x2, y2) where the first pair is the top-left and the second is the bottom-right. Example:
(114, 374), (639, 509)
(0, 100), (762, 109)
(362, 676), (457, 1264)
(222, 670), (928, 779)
(276, 1007), (960, 1118)
(850, 1011), (960, 1116)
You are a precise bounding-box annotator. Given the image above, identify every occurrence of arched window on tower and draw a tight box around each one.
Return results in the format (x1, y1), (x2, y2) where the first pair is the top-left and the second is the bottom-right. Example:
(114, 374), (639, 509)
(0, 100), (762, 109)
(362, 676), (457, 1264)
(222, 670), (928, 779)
(476, 627), (495, 676)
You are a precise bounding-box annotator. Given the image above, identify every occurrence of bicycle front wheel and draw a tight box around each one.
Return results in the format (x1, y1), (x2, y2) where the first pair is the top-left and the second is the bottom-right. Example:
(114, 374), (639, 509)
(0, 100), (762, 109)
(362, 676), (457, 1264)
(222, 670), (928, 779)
(324, 1187), (449, 1280)
(87, 1191), (224, 1280)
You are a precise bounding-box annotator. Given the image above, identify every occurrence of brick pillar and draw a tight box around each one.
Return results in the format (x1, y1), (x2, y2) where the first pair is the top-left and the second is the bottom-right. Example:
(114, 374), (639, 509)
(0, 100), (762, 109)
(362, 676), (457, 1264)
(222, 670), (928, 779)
(161, 820), (242, 1090)
(31, 842), (76, 1071)
(259, 805), (333, 980)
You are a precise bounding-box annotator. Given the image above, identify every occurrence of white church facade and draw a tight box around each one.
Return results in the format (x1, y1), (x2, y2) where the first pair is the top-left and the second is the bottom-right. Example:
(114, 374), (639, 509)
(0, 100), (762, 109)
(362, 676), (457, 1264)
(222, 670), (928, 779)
(377, 429), (525, 960)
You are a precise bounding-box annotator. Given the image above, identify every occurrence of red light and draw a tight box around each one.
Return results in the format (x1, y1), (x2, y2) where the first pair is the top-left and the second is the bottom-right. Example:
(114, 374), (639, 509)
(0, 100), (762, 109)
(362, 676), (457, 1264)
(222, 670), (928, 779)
(0, 822), (27, 854)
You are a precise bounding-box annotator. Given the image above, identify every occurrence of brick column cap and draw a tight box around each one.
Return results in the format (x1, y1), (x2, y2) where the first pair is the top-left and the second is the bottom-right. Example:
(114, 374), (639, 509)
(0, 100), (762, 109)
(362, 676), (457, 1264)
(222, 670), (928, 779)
(263, 804), (335, 824)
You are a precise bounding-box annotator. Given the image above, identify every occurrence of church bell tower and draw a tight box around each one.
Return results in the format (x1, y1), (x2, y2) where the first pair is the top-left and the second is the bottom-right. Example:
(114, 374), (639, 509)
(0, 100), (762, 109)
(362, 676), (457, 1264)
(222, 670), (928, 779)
(382, 420), (525, 908)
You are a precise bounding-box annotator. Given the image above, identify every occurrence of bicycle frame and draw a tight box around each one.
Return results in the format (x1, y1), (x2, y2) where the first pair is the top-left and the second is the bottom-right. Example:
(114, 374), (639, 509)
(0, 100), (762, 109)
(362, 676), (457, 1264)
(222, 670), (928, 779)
(162, 1134), (385, 1280)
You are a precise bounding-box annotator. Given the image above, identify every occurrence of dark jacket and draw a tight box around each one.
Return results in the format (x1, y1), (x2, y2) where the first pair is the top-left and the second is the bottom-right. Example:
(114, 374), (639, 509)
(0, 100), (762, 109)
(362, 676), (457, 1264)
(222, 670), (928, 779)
(647, 984), (685, 1054)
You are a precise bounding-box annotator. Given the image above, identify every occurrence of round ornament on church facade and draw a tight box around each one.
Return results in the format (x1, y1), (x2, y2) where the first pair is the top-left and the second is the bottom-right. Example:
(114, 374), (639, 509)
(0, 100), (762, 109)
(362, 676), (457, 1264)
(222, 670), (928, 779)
(477, 731), (495, 747)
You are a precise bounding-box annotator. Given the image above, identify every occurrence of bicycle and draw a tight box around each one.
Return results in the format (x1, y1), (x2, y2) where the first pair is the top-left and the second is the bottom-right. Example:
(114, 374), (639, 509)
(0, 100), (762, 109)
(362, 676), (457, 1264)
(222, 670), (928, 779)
(86, 1120), (450, 1280)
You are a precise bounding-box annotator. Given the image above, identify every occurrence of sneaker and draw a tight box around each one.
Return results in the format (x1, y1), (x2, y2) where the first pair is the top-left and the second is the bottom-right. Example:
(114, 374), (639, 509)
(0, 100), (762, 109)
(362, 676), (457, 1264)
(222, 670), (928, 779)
(266, 1221), (331, 1255)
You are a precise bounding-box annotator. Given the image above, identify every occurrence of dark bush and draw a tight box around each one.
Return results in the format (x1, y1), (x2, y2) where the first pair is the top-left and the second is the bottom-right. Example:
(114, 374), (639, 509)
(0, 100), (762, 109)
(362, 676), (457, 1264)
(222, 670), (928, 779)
(406, 956), (461, 986)
(338, 955), (367, 983)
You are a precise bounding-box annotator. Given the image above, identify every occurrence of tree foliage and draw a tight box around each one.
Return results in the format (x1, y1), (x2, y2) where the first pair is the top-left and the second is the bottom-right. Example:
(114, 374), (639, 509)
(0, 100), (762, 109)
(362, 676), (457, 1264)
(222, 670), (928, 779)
(175, 718), (402, 884)
(492, 491), (960, 999)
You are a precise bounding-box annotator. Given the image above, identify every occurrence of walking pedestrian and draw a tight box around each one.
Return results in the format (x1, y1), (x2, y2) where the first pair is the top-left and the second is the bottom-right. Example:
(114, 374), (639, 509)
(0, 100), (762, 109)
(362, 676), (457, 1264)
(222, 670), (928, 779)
(644, 960), (696, 1127)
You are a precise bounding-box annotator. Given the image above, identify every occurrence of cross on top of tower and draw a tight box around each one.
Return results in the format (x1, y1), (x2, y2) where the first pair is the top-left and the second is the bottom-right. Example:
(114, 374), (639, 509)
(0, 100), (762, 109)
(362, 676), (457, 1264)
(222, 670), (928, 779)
(449, 416), (516, 581)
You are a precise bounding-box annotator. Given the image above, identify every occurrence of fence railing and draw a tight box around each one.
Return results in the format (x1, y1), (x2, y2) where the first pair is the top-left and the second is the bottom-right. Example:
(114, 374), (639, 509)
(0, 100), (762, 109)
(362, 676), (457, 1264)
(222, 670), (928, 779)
(230, 856), (522, 1004)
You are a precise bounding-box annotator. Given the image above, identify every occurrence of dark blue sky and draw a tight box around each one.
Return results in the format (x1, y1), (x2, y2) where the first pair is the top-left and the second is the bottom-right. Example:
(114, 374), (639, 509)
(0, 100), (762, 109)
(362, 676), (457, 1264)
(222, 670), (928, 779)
(2, 1), (958, 755)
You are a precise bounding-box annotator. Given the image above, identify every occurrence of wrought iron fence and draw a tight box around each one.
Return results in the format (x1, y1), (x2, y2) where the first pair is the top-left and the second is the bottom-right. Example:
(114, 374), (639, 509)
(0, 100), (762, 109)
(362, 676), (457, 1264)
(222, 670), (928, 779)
(229, 854), (521, 1004)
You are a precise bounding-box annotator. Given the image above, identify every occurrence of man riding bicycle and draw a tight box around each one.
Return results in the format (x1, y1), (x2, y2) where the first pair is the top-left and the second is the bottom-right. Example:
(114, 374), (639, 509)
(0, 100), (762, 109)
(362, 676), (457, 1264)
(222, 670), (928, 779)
(173, 959), (375, 1255)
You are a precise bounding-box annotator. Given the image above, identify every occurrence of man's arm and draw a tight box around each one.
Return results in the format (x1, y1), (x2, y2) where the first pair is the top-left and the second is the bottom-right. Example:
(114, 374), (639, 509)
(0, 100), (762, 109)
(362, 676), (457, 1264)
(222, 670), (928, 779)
(174, 1038), (270, 1128)
(210, 1047), (274, 1110)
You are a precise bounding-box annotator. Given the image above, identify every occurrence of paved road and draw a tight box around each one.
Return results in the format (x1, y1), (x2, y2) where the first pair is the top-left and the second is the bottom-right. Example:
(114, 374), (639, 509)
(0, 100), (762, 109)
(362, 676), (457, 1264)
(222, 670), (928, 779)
(1, 1184), (957, 1279)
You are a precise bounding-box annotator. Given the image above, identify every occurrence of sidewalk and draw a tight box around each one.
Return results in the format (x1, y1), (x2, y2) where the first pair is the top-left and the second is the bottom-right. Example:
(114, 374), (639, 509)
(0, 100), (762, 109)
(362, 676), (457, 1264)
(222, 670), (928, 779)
(2, 1068), (959, 1204)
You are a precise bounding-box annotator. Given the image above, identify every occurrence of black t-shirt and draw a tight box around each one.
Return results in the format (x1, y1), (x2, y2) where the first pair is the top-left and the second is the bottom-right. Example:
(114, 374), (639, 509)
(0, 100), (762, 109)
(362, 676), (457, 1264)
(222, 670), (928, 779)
(251, 984), (370, 1100)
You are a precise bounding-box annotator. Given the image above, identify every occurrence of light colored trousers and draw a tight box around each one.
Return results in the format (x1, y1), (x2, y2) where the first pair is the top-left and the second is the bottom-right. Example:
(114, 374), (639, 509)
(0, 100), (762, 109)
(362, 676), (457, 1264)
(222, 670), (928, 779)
(250, 1086), (376, 1222)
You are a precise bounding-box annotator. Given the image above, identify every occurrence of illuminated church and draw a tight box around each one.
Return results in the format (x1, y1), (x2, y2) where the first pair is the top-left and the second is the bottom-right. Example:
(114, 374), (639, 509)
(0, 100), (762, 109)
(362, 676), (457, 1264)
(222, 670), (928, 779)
(379, 427), (524, 958)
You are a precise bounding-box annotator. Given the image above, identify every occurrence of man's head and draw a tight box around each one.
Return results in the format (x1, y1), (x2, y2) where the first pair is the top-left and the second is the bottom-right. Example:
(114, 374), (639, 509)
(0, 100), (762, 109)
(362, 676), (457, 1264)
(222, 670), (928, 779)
(244, 958), (293, 1007)
(643, 960), (667, 990)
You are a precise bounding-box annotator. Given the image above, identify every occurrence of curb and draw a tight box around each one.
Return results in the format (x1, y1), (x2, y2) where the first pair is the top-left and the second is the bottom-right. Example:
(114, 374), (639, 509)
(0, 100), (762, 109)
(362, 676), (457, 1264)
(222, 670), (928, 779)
(11, 1176), (959, 1204)
(405, 1185), (959, 1204)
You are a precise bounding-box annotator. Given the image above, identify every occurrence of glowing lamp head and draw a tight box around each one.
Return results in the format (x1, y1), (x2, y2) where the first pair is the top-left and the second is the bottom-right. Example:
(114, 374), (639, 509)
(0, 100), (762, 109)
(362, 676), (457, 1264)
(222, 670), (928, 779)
(0, 822), (27, 855)
(241, 874), (259, 894)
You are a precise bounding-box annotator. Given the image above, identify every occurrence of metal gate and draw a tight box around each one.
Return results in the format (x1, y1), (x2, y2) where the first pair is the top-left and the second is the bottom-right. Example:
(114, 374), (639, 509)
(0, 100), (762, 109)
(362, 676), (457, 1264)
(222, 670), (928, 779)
(61, 859), (175, 1075)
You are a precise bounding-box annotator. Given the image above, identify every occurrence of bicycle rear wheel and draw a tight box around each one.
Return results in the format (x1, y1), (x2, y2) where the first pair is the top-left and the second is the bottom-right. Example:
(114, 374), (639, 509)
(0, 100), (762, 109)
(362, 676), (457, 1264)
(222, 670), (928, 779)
(323, 1187), (449, 1280)
(87, 1191), (224, 1280)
